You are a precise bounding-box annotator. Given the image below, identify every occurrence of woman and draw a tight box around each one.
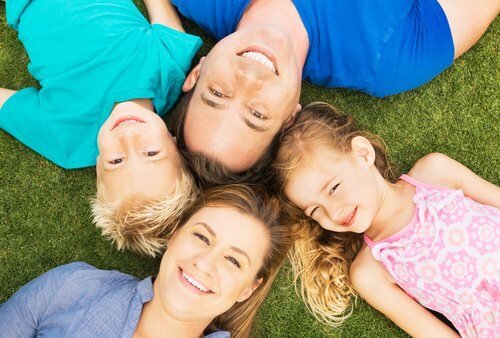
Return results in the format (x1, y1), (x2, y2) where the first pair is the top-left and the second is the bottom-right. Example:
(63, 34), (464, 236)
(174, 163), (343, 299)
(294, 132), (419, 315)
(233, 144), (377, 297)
(0, 184), (291, 338)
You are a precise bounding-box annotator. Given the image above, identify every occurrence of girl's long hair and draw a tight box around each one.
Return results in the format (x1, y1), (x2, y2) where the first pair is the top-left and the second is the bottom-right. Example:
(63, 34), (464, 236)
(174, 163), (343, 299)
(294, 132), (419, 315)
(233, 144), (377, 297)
(175, 184), (292, 338)
(274, 102), (396, 326)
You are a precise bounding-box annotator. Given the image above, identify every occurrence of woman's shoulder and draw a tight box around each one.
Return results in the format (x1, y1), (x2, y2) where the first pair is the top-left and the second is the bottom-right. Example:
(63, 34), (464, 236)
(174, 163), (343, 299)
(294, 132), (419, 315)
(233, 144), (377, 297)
(205, 331), (230, 338)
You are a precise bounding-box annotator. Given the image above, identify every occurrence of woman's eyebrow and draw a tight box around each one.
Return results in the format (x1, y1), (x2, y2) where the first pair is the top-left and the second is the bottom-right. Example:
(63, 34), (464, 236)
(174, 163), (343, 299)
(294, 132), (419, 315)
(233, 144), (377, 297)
(194, 222), (216, 236)
(194, 222), (252, 265)
(230, 246), (251, 266)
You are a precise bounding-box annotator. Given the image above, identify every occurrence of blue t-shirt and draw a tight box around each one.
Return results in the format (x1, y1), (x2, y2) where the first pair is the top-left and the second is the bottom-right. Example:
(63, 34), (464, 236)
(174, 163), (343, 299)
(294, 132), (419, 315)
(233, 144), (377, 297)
(0, 0), (202, 169)
(0, 262), (230, 338)
(171, 0), (453, 98)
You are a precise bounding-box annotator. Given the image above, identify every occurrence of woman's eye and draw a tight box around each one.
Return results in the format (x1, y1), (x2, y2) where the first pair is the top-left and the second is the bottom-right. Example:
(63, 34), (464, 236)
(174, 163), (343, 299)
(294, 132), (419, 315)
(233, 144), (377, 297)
(329, 183), (340, 195)
(144, 151), (159, 157)
(226, 256), (241, 269)
(194, 233), (210, 245)
(108, 158), (123, 165)
(210, 88), (224, 98)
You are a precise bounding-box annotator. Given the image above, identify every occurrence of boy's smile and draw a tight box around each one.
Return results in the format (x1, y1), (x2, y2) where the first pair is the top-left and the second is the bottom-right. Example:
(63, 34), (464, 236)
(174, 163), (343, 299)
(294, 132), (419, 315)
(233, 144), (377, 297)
(96, 100), (181, 202)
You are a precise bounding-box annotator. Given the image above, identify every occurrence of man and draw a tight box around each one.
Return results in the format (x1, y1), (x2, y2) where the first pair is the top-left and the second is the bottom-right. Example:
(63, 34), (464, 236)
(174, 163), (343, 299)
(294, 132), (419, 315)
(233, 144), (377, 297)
(171, 0), (498, 185)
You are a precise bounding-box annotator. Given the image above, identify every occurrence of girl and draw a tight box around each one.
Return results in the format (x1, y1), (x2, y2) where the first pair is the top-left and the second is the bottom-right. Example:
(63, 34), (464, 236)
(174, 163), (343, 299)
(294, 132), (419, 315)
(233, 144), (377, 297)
(0, 184), (291, 338)
(274, 102), (499, 337)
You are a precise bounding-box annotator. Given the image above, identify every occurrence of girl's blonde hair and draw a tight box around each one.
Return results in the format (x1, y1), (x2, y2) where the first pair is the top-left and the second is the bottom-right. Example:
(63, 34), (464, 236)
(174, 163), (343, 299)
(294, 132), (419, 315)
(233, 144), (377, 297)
(176, 184), (292, 338)
(274, 102), (396, 326)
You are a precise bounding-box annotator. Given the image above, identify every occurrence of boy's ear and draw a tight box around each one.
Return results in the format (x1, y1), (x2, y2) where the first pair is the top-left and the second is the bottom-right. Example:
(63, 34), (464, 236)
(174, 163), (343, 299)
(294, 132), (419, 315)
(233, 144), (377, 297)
(182, 57), (205, 92)
(95, 155), (102, 178)
(351, 136), (375, 167)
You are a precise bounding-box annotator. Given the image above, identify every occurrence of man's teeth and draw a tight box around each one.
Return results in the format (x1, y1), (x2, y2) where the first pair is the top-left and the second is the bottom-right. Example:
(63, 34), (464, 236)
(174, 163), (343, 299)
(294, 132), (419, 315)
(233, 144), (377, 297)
(241, 51), (276, 74)
(118, 119), (141, 127)
(183, 272), (210, 293)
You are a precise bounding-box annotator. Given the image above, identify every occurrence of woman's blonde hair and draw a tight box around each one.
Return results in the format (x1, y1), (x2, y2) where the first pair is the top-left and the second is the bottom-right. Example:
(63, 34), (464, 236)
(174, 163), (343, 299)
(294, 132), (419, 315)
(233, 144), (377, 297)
(91, 166), (197, 257)
(175, 184), (292, 338)
(273, 102), (396, 326)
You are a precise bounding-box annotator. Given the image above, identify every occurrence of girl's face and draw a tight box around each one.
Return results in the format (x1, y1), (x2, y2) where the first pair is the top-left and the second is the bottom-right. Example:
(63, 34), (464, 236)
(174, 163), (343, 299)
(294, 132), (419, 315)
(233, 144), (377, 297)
(285, 141), (383, 234)
(156, 206), (268, 323)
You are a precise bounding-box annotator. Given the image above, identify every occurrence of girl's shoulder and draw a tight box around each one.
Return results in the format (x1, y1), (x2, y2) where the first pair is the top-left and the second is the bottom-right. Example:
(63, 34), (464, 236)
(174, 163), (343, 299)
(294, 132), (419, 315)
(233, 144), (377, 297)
(406, 153), (458, 190)
(350, 245), (395, 290)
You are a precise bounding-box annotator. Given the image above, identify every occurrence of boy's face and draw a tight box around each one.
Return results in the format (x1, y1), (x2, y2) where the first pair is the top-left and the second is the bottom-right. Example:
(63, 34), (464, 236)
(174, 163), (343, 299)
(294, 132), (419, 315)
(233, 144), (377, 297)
(96, 104), (181, 202)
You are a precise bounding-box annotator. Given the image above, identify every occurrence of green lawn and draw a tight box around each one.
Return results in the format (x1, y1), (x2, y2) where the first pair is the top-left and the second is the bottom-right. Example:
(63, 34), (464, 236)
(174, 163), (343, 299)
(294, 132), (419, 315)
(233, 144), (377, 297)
(0, 2), (498, 337)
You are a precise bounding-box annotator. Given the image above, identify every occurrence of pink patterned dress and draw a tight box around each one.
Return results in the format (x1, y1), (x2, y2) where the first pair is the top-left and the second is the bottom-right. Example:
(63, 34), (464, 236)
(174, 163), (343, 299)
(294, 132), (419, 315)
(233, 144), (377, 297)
(364, 175), (499, 337)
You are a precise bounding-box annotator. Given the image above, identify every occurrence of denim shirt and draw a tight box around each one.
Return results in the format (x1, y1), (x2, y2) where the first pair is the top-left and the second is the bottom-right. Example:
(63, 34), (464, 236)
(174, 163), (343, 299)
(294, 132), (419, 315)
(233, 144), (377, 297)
(0, 262), (229, 338)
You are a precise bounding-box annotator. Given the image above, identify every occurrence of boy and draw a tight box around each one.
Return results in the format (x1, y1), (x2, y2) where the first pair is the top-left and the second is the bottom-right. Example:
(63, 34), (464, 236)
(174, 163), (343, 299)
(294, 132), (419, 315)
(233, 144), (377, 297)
(0, 0), (201, 256)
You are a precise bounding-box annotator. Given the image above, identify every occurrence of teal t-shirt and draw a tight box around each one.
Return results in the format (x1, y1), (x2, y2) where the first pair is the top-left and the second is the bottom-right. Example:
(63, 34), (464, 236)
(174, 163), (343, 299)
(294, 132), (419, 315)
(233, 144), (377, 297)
(0, 0), (202, 169)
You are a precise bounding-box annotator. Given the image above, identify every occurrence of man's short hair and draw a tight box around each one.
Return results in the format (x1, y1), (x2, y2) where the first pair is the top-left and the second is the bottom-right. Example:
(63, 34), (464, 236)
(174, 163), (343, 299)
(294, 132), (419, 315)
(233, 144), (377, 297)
(169, 90), (280, 187)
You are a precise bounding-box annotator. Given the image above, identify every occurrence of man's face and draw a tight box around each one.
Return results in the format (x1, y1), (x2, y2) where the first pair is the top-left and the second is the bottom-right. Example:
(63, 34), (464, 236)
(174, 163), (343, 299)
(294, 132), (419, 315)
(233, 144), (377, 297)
(182, 26), (302, 172)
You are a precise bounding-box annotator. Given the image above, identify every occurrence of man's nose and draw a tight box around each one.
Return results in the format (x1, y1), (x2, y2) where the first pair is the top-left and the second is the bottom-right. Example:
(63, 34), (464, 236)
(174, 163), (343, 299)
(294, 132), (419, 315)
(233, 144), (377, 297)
(236, 68), (264, 90)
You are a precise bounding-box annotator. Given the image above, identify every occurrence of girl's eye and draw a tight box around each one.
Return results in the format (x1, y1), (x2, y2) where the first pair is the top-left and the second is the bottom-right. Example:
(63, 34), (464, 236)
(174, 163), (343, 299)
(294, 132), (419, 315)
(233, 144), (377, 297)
(194, 233), (210, 245)
(144, 151), (159, 157)
(108, 158), (124, 165)
(329, 183), (340, 195)
(309, 207), (319, 218)
(210, 88), (224, 98)
(226, 256), (241, 269)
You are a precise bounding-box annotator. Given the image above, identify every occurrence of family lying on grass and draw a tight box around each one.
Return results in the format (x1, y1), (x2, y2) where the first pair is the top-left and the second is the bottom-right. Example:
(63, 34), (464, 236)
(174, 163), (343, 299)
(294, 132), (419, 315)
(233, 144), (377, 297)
(0, 0), (498, 337)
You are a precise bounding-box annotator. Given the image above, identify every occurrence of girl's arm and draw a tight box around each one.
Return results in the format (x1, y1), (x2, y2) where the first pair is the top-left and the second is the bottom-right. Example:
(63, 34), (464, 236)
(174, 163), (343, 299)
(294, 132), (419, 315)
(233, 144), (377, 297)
(143, 0), (184, 32)
(0, 88), (16, 110)
(350, 255), (459, 338)
(409, 152), (500, 208)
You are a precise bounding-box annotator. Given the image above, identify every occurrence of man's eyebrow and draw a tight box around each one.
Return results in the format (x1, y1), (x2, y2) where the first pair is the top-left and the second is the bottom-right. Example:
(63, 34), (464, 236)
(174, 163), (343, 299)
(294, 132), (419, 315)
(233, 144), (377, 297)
(201, 94), (225, 109)
(243, 116), (269, 133)
(230, 246), (251, 266)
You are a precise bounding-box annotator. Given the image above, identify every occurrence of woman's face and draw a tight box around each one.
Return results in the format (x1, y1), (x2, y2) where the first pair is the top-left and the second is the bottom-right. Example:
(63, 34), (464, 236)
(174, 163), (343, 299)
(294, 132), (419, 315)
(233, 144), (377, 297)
(156, 206), (269, 323)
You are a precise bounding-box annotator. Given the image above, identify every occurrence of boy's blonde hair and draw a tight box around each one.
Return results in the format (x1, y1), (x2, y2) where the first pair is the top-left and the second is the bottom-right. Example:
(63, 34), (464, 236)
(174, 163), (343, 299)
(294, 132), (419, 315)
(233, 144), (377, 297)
(91, 165), (197, 257)
(274, 102), (396, 326)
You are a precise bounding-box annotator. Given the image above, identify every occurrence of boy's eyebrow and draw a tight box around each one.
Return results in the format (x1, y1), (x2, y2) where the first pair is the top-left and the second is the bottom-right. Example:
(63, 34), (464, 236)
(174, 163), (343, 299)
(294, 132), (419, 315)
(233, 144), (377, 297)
(194, 222), (252, 265)
(201, 94), (225, 109)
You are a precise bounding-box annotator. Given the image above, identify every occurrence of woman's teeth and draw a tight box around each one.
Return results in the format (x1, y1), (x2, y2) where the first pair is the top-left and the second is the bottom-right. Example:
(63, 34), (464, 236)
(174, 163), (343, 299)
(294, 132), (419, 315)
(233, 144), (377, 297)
(241, 51), (277, 74)
(182, 271), (211, 293)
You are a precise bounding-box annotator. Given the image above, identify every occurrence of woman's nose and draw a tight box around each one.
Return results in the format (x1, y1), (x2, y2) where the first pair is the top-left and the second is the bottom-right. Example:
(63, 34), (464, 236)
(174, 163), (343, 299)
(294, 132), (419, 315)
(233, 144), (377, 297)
(193, 251), (217, 276)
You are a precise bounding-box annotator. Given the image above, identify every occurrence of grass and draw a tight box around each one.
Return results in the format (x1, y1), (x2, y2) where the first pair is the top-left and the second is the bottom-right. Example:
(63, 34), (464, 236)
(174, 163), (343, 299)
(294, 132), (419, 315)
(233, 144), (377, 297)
(0, 2), (498, 337)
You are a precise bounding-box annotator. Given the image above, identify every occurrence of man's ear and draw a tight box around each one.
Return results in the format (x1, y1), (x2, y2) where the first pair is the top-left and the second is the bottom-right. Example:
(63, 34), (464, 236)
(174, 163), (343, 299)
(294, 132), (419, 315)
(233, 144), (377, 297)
(282, 103), (302, 132)
(237, 277), (263, 303)
(182, 57), (205, 92)
(351, 136), (376, 167)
